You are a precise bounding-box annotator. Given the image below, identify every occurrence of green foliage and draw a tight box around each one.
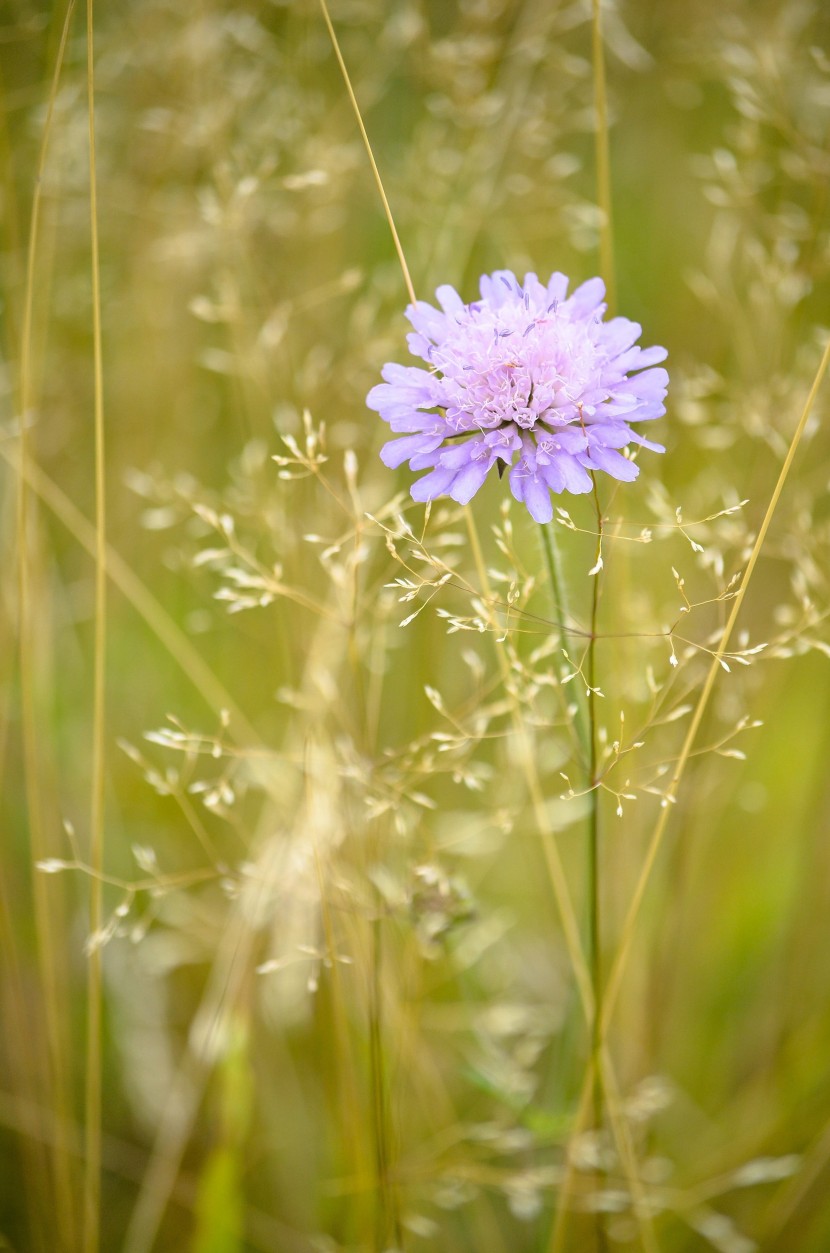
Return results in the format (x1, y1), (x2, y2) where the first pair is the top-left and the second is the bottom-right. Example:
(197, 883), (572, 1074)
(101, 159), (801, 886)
(192, 1149), (244, 1253)
(1, 1), (829, 1251)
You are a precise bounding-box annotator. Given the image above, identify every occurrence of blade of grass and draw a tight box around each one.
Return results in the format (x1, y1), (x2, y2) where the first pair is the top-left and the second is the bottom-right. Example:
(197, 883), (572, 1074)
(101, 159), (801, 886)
(586, 481), (607, 1253)
(318, 0), (415, 307)
(0, 864), (53, 1253)
(84, 3), (107, 1242)
(2, 443), (259, 745)
(591, 0), (615, 313)
(15, 4), (79, 1248)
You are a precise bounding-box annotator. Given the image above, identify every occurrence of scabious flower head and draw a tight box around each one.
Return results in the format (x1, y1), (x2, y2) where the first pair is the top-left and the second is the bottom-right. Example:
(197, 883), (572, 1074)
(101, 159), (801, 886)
(367, 270), (668, 523)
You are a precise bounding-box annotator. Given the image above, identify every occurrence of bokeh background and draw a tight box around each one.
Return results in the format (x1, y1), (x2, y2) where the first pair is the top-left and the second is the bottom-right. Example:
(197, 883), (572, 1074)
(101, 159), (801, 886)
(2, 1), (830, 1250)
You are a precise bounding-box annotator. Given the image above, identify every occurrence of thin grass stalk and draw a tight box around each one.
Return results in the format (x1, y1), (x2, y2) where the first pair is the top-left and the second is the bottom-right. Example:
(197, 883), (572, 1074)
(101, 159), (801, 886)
(0, 864), (52, 1253)
(424, 0), (572, 289)
(305, 22), (414, 1237)
(601, 334), (830, 1038)
(591, 0), (615, 314)
(349, 523), (402, 1246)
(540, 496), (600, 1251)
(305, 724), (377, 1241)
(464, 509), (594, 1014)
(369, 910), (403, 1250)
(546, 1048), (650, 1253)
(761, 1111), (830, 1244)
(312, 839), (375, 1240)
(547, 1036), (659, 1253)
(598, 1049), (658, 1252)
(539, 522), (590, 761)
(586, 480), (605, 1253)
(16, 4), (78, 1247)
(83, 0), (107, 1246)
(318, 0), (416, 308)
(0, 445), (259, 742)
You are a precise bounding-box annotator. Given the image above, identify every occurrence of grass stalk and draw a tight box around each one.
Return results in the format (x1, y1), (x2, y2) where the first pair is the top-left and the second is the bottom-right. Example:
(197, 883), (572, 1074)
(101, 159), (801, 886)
(539, 522), (590, 761)
(586, 480), (605, 1252)
(369, 910), (403, 1250)
(0, 864), (52, 1253)
(15, 4), (79, 1247)
(601, 333), (830, 1038)
(1, 445), (259, 744)
(83, 1), (107, 1248)
(584, 1), (616, 1162)
(318, 0), (416, 308)
(312, 844), (374, 1242)
(465, 509), (594, 1016)
(591, 0), (615, 313)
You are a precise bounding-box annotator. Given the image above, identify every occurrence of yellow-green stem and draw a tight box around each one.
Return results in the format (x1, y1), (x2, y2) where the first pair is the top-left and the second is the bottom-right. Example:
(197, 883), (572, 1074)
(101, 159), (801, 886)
(318, 0), (416, 307)
(369, 909), (403, 1251)
(16, 4), (79, 1247)
(83, 0), (107, 1248)
(539, 522), (590, 761)
(591, 0), (615, 313)
(586, 481), (606, 1253)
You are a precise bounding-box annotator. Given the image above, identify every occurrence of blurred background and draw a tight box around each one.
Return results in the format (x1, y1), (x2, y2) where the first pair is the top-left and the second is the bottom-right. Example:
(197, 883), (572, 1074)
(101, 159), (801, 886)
(1, 0), (829, 1250)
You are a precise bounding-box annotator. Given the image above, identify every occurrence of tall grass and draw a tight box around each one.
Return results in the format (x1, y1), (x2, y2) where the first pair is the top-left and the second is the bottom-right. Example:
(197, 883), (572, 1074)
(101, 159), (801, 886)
(2, 2), (830, 1252)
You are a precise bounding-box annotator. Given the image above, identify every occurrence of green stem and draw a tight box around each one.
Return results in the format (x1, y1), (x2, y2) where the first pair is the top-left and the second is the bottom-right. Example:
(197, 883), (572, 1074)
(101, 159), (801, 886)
(587, 573), (602, 1118)
(539, 521), (569, 644)
(539, 523), (590, 761)
(591, 0), (615, 313)
(369, 909), (402, 1251)
(541, 511), (606, 1248)
(85, 0), (107, 1244)
(587, 479), (606, 1253)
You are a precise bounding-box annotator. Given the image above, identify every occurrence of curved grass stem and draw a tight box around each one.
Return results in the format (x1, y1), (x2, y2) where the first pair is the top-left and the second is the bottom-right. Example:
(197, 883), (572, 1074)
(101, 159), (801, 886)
(591, 0), (615, 313)
(318, 0), (416, 307)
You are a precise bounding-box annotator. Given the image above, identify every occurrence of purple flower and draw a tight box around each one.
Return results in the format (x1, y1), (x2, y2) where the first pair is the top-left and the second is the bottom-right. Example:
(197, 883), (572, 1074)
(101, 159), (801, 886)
(367, 271), (668, 523)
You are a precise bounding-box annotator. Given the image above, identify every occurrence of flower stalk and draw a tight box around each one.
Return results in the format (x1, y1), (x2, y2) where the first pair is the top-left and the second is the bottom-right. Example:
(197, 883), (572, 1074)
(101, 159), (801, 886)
(587, 481), (606, 1251)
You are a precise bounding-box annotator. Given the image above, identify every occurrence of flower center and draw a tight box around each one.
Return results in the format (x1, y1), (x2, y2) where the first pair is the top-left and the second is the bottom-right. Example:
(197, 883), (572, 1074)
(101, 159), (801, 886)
(430, 303), (600, 436)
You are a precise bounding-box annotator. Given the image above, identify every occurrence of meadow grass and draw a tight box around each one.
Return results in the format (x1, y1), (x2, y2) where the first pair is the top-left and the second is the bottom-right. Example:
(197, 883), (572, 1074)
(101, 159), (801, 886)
(2, 1), (830, 1251)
